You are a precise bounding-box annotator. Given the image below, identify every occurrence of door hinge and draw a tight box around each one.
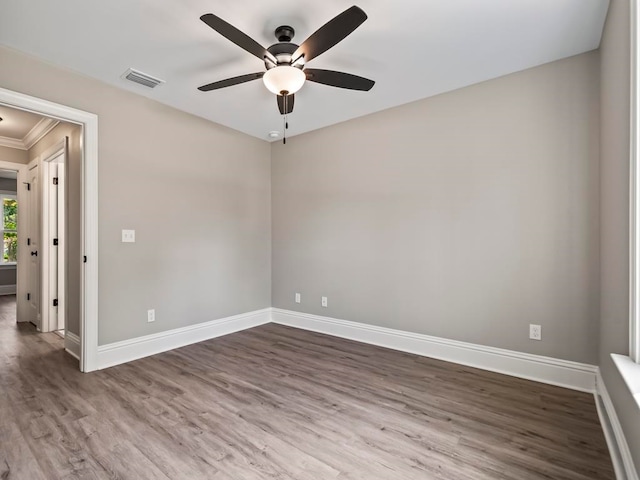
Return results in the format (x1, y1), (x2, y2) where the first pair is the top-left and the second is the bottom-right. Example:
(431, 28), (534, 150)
(53, 177), (59, 185)
(53, 299), (58, 307)
(53, 238), (58, 246)
(83, 255), (87, 263)
(27, 238), (31, 246)
(27, 293), (30, 301)
(23, 182), (30, 191)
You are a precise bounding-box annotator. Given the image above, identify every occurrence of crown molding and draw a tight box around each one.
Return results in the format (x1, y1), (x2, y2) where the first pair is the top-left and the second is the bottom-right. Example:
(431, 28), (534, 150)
(0, 117), (59, 151)
(0, 135), (26, 150)
(23, 117), (59, 150)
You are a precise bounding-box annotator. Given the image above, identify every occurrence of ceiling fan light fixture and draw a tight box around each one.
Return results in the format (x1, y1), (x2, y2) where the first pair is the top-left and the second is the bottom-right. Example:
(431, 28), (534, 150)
(263, 66), (305, 95)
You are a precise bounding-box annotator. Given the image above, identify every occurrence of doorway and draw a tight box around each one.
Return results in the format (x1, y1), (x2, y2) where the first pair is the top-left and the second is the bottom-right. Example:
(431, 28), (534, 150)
(0, 105), (72, 347)
(0, 87), (98, 372)
(0, 168), (20, 327)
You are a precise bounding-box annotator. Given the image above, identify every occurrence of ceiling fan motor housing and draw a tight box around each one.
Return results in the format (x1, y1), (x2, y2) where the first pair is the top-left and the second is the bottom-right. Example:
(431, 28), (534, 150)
(266, 41), (303, 69)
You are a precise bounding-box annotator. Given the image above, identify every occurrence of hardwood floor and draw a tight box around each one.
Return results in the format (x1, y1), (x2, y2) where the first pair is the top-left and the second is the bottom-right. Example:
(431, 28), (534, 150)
(0, 296), (614, 479)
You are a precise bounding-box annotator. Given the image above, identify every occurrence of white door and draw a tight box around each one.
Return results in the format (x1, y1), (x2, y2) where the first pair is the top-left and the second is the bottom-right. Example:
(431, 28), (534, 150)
(47, 162), (59, 331)
(45, 159), (65, 332)
(40, 144), (66, 333)
(26, 161), (40, 328)
(56, 163), (65, 332)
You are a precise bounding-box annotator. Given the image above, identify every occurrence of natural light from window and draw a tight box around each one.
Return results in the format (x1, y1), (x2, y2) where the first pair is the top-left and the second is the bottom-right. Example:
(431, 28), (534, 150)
(1, 195), (17, 265)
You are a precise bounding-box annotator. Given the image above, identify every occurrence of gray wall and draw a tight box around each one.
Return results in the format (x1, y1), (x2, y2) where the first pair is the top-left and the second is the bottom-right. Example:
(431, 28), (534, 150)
(0, 145), (28, 165)
(272, 52), (600, 364)
(599, 0), (640, 472)
(28, 122), (82, 336)
(0, 268), (16, 287)
(0, 45), (272, 345)
(0, 177), (17, 191)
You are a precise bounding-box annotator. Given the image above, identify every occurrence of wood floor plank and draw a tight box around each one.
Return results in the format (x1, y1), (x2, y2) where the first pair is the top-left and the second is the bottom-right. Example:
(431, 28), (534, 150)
(0, 296), (614, 479)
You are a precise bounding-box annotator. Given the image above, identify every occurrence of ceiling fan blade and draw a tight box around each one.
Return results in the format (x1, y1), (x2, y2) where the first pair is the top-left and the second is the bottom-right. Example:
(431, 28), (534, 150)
(305, 69), (374, 91)
(277, 94), (295, 115)
(200, 14), (277, 64)
(198, 72), (264, 92)
(292, 6), (367, 63)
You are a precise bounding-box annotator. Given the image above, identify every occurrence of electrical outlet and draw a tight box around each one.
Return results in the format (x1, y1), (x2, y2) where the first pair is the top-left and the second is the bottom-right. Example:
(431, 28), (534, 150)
(529, 324), (541, 340)
(321, 296), (328, 308)
(295, 293), (301, 304)
(147, 309), (155, 323)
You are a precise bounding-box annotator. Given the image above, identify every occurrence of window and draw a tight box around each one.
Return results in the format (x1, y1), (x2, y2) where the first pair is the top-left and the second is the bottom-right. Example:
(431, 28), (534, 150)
(627, 0), (640, 368)
(634, 0), (640, 364)
(0, 195), (17, 265)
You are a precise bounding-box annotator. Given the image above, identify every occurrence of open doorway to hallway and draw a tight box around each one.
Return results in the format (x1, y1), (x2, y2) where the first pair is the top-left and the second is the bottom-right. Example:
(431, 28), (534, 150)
(0, 86), (98, 373)
(0, 103), (81, 363)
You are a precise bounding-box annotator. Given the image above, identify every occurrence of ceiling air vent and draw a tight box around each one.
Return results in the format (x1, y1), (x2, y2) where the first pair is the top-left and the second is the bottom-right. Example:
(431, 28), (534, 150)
(121, 68), (165, 89)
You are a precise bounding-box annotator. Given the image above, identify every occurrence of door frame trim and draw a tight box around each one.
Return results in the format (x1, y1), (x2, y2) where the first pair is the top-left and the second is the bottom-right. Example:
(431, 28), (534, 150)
(0, 87), (98, 373)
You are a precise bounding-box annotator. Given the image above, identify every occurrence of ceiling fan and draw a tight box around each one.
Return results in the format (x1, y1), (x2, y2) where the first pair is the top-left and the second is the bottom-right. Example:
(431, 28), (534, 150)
(197, 5), (375, 117)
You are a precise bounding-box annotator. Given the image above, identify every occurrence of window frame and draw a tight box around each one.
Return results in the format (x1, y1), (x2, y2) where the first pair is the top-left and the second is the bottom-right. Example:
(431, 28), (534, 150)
(608, 0), (640, 423)
(0, 193), (17, 267)
(632, 0), (640, 364)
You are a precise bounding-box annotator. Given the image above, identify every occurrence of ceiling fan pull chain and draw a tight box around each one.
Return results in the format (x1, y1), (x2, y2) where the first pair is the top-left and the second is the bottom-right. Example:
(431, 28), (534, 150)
(283, 113), (287, 145)
(282, 93), (289, 145)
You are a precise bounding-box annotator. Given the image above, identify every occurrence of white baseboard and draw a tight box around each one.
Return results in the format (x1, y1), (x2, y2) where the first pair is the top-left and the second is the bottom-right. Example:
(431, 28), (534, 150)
(271, 308), (598, 393)
(596, 371), (639, 480)
(0, 284), (16, 295)
(95, 307), (599, 392)
(65, 331), (81, 360)
(96, 308), (271, 370)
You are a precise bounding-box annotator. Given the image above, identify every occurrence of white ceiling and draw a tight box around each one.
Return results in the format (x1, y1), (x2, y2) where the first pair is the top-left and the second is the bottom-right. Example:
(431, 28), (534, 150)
(0, 104), (60, 150)
(0, 0), (608, 142)
(0, 105), (45, 140)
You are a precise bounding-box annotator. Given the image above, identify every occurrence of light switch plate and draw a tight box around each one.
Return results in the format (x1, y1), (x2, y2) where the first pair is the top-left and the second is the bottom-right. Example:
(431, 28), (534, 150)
(122, 229), (135, 243)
